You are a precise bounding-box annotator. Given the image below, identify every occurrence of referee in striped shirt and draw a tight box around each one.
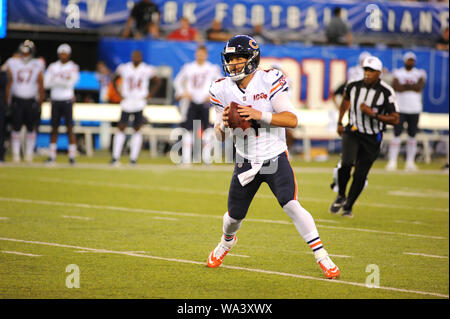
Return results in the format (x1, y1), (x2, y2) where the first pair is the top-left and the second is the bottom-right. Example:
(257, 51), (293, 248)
(329, 56), (399, 217)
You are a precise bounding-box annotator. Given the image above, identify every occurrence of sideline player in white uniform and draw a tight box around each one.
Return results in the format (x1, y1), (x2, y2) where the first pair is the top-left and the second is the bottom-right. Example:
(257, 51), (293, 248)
(386, 51), (426, 171)
(206, 35), (340, 279)
(173, 45), (221, 164)
(347, 51), (372, 83)
(110, 50), (160, 165)
(5, 40), (45, 163)
(44, 44), (79, 165)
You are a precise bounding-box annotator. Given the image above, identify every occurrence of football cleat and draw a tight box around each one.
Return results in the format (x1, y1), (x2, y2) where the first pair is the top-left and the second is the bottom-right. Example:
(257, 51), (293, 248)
(44, 157), (56, 165)
(68, 158), (76, 165)
(341, 209), (353, 218)
(329, 195), (346, 214)
(207, 236), (237, 268)
(404, 161), (418, 172)
(315, 250), (340, 279)
(385, 160), (397, 171)
(109, 158), (120, 167)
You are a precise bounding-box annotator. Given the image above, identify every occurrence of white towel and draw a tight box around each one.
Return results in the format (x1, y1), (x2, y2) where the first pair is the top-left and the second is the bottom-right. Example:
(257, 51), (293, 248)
(237, 162), (264, 187)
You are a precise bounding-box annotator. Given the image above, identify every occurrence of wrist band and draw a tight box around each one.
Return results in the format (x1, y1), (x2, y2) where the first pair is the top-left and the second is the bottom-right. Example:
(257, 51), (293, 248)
(260, 111), (273, 124)
(338, 122), (343, 126)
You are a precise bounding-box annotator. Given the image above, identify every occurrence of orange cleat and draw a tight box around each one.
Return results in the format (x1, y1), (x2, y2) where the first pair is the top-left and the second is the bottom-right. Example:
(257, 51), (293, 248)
(318, 255), (340, 279)
(207, 236), (237, 268)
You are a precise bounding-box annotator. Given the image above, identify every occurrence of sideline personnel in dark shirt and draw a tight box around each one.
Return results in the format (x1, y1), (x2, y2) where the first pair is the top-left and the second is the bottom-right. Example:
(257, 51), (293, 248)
(122, 0), (160, 39)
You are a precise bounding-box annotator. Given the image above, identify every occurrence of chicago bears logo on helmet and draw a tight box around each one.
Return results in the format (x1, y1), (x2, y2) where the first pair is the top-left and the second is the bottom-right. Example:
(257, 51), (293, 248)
(221, 35), (261, 82)
(249, 39), (258, 49)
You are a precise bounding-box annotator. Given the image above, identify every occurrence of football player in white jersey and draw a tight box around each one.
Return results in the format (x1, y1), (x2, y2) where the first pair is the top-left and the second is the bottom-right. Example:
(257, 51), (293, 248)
(173, 45), (221, 164)
(347, 51), (372, 83)
(110, 50), (160, 165)
(206, 35), (340, 279)
(44, 44), (80, 165)
(386, 51), (426, 171)
(5, 40), (45, 163)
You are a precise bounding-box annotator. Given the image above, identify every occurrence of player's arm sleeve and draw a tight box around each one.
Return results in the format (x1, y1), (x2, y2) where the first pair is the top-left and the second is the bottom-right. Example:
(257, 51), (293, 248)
(64, 64), (80, 88)
(267, 70), (289, 100)
(271, 90), (296, 114)
(209, 83), (225, 127)
(173, 66), (187, 99)
(43, 65), (56, 89)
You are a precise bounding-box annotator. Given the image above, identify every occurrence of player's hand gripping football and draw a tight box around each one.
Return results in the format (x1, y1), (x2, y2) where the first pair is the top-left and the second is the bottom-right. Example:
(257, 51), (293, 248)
(237, 105), (261, 121)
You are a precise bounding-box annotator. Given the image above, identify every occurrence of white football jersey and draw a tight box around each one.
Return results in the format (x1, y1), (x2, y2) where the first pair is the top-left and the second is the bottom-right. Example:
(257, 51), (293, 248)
(6, 57), (45, 99)
(392, 67), (426, 114)
(174, 61), (221, 104)
(116, 62), (156, 112)
(347, 65), (364, 83)
(210, 69), (293, 162)
(44, 60), (79, 101)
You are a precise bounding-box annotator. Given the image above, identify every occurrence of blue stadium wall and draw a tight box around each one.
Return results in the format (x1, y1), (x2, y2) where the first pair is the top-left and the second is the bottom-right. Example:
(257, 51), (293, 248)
(99, 38), (449, 114)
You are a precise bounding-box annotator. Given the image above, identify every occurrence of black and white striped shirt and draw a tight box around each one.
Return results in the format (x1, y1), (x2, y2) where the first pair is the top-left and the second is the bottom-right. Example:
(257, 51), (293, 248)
(343, 79), (399, 135)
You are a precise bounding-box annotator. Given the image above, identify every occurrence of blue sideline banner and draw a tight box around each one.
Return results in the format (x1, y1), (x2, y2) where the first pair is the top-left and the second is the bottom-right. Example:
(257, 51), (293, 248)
(7, 0), (449, 37)
(99, 38), (449, 113)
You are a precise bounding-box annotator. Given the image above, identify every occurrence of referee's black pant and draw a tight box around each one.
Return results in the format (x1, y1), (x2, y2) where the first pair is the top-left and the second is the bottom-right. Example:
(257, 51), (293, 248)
(337, 127), (382, 210)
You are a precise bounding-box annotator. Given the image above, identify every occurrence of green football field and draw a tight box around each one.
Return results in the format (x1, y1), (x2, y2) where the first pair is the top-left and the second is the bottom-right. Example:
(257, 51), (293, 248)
(0, 152), (448, 299)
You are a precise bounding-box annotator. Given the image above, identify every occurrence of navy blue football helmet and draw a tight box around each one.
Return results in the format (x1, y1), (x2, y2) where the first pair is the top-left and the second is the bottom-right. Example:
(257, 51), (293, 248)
(221, 35), (260, 81)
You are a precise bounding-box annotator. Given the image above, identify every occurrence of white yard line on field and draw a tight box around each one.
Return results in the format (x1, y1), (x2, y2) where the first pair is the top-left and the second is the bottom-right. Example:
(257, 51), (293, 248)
(1, 250), (42, 257)
(62, 215), (92, 221)
(227, 253), (250, 258)
(306, 252), (352, 258)
(403, 252), (448, 259)
(0, 217), (9, 220)
(151, 216), (179, 221)
(0, 197), (446, 240)
(388, 190), (449, 198)
(395, 220), (426, 225)
(315, 218), (340, 224)
(0, 174), (448, 213)
(0, 236), (447, 298)
(2, 162), (448, 175)
(74, 250), (148, 254)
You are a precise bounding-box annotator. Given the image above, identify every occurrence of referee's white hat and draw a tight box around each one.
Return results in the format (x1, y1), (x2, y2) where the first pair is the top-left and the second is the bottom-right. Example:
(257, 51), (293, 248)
(403, 51), (417, 62)
(362, 56), (383, 72)
(57, 43), (71, 55)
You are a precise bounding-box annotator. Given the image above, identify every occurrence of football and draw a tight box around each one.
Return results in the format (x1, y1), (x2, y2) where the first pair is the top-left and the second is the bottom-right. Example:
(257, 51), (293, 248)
(228, 101), (252, 130)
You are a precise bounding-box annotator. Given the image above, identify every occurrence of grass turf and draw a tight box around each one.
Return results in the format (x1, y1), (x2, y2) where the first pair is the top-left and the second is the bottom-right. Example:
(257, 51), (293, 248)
(0, 152), (448, 299)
